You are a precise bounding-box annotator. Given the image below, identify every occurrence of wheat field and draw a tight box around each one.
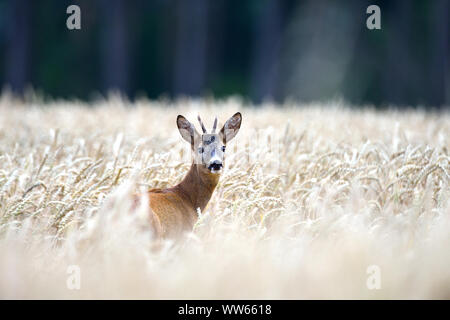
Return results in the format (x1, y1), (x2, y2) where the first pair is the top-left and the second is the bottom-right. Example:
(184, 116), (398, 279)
(0, 94), (449, 299)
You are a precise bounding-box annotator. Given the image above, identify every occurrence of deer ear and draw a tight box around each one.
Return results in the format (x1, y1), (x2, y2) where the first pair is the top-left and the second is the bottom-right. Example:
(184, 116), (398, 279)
(177, 115), (200, 146)
(220, 112), (242, 143)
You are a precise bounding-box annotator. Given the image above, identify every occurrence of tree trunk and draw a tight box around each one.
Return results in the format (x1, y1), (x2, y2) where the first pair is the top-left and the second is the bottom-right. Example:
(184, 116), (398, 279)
(429, 0), (449, 109)
(4, 0), (32, 95)
(173, 0), (208, 97)
(384, 0), (415, 107)
(250, 0), (283, 103)
(100, 0), (130, 96)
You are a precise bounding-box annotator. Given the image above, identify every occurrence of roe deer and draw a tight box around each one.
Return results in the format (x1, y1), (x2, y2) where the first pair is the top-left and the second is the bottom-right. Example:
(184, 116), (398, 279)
(142, 112), (242, 238)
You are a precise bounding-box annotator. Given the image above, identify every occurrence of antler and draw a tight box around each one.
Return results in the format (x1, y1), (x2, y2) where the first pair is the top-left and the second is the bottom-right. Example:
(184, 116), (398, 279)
(211, 117), (218, 133)
(197, 115), (207, 133)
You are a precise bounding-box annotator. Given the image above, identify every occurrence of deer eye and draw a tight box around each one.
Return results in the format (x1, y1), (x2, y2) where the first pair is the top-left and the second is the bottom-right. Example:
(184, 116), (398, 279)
(198, 147), (204, 153)
(222, 146), (226, 152)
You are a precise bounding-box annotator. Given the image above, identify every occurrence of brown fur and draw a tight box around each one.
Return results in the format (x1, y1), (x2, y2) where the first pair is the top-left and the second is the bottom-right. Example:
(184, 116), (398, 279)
(146, 164), (220, 238)
(138, 112), (241, 239)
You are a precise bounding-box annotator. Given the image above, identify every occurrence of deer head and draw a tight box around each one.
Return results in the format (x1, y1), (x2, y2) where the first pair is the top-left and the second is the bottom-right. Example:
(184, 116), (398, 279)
(176, 112), (242, 174)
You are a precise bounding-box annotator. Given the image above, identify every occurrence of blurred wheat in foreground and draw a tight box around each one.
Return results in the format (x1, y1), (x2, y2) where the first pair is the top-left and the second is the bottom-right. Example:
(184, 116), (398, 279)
(0, 95), (449, 299)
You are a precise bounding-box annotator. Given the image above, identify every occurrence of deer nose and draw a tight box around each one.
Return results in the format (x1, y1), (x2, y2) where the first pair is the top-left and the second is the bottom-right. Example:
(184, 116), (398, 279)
(208, 160), (223, 171)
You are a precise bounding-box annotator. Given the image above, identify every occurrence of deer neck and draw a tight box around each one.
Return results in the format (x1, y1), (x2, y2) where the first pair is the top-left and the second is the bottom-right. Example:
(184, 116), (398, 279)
(176, 163), (220, 213)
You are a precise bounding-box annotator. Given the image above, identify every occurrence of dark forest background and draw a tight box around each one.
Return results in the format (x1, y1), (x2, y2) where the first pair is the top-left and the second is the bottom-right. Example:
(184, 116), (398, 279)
(0, 0), (449, 108)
